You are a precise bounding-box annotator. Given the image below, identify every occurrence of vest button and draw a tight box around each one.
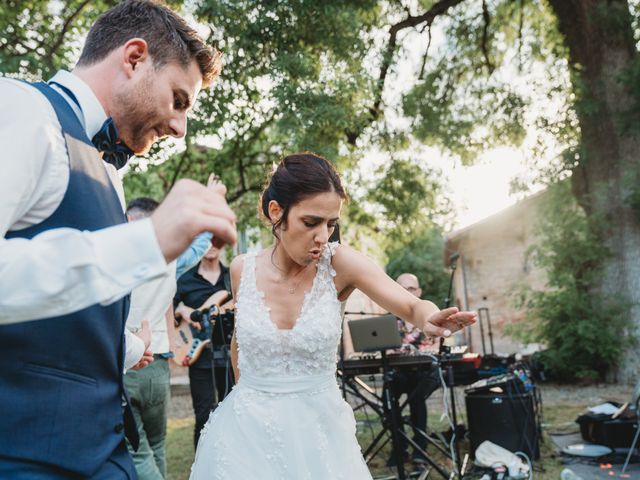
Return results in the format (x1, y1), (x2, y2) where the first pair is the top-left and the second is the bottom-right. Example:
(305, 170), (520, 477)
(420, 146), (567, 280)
(114, 423), (124, 433)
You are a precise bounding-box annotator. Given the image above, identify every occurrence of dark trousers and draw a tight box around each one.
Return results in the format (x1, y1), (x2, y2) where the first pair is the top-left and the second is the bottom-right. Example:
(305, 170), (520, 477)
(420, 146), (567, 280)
(189, 363), (234, 448)
(389, 368), (441, 453)
(0, 441), (136, 479)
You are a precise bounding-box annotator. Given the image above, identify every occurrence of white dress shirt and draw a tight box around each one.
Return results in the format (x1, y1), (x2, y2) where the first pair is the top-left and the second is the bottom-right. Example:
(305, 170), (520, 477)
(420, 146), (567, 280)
(0, 71), (167, 331)
(124, 329), (146, 371)
(126, 261), (178, 354)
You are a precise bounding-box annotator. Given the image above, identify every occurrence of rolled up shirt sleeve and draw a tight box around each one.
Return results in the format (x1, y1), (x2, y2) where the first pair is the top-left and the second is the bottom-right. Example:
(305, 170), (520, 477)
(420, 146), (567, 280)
(123, 328), (146, 371)
(0, 218), (168, 324)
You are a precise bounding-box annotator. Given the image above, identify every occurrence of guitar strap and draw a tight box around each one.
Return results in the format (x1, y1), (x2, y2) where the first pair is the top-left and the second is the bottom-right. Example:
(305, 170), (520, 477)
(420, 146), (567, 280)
(222, 268), (232, 297)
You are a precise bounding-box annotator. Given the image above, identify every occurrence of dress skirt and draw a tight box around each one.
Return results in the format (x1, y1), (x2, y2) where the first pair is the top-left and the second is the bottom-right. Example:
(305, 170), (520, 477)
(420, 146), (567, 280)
(190, 372), (372, 480)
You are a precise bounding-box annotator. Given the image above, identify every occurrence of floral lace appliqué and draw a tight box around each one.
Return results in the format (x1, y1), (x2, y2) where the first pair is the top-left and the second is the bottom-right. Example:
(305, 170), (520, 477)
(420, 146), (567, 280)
(235, 242), (342, 378)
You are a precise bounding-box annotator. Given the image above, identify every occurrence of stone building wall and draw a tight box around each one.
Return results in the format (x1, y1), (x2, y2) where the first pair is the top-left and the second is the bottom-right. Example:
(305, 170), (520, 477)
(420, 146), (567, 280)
(445, 192), (548, 355)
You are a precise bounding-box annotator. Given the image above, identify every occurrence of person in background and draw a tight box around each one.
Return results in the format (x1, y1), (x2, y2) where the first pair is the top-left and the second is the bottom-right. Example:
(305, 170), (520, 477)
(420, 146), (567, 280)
(124, 195), (217, 479)
(174, 244), (233, 448)
(388, 273), (442, 467)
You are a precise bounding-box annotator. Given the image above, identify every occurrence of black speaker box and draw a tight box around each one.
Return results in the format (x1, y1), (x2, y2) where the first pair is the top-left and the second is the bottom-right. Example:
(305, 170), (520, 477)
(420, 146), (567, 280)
(465, 388), (540, 459)
(577, 409), (638, 448)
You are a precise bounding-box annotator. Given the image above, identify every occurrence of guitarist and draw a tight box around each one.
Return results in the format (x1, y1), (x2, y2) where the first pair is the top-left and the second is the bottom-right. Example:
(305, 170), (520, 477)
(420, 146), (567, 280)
(124, 196), (213, 479)
(174, 244), (233, 448)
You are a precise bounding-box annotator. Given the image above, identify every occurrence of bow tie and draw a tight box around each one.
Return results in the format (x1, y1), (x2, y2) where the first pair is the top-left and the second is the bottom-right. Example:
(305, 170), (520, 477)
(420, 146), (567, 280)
(91, 118), (134, 170)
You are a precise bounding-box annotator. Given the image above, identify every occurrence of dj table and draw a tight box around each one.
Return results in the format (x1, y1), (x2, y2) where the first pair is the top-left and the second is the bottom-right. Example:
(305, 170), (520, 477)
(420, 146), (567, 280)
(341, 354), (435, 376)
(338, 352), (482, 479)
(341, 352), (481, 383)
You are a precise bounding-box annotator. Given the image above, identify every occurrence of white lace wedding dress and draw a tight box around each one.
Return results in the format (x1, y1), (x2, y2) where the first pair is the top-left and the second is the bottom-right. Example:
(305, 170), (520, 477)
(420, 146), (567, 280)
(190, 243), (372, 479)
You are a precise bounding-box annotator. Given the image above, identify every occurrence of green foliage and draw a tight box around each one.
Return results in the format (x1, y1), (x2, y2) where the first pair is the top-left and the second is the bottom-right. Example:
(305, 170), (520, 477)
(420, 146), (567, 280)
(0, 0), (569, 238)
(188, 0), (381, 171)
(0, 0), (109, 78)
(385, 227), (449, 305)
(366, 157), (449, 242)
(0, 0), (455, 243)
(401, 0), (545, 165)
(511, 182), (633, 382)
(403, 70), (527, 164)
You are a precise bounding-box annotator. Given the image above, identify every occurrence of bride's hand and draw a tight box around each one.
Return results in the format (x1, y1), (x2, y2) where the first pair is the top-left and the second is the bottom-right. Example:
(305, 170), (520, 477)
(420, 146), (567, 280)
(422, 307), (477, 342)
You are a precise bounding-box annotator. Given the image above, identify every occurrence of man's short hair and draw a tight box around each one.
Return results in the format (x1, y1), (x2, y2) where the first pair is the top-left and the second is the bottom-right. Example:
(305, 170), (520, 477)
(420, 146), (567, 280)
(126, 197), (159, 220)
(77, 0), (222, 88)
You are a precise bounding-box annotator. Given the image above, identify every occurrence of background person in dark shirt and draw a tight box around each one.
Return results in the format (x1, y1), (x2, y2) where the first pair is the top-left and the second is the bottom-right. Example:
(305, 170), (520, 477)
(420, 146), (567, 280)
(174, 245), (233, 447)
(388, 273), (442, 467)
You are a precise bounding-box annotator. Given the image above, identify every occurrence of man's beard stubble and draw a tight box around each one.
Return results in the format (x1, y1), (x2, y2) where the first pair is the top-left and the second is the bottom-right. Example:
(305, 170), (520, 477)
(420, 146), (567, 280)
(112, 76), (159, 155)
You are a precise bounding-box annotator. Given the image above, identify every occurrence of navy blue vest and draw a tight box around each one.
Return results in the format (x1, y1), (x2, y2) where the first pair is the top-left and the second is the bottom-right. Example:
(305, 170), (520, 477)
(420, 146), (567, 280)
(1, 82), (138, 476)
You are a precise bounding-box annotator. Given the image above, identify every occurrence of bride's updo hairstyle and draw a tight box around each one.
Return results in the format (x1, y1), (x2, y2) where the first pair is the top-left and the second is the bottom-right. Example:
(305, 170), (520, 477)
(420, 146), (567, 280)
(261, 152), (347, 238)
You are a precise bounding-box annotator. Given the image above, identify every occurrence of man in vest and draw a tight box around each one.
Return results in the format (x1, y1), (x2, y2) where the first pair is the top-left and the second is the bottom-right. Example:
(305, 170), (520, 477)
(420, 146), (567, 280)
(0, 1), (236, 478)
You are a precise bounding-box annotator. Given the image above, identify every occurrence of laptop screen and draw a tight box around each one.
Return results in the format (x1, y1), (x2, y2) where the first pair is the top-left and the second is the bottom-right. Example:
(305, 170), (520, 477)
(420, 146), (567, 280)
(348, 315), (402, 352)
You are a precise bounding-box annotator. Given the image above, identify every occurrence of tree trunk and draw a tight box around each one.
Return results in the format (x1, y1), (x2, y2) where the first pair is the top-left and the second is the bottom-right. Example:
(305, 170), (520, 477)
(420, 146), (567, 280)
(548, 0), (640, 382)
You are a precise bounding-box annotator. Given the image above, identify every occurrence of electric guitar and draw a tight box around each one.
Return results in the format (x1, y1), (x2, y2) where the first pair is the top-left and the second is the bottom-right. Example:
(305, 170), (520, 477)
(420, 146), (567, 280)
(173, 290), (233, 367)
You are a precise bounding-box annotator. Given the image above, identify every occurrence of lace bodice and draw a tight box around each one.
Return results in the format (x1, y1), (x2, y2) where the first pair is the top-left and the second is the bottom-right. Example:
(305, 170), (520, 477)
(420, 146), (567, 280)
(235, 242), (342, 377)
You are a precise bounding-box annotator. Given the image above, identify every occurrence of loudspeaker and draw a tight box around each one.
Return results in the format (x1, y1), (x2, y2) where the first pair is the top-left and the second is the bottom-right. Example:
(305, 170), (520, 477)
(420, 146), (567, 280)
(577, 410), (638, 448)
(465, 388), (539, 459)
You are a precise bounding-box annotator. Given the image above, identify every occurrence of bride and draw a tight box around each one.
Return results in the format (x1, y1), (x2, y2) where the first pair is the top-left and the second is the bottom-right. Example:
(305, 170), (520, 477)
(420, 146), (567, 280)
(190, 153), (476, 479)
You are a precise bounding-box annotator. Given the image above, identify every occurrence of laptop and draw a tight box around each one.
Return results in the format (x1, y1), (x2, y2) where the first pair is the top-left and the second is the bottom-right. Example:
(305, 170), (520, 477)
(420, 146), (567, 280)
(348, 315), (402, 353)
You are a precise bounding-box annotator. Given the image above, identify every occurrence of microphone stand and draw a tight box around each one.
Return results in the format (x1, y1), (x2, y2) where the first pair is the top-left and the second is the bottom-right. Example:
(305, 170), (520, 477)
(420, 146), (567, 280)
(217, 310), (233, 399)
(338, 325), (348, 400)
(438, 252), (462, 477)
(203, 307), (219, 409)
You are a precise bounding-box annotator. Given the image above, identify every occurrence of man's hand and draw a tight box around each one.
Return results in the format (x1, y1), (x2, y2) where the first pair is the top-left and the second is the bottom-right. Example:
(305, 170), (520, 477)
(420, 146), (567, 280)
(206, 174), (228, 247)
(136, 319), (152, 350)
(175, 303), (200, 331)
(131, 349), (154, 370)
(166, 308), (178, 353)
(423, 307), (477, 340)
(207, 173), (221, 187)
(151, 178), (237, 262)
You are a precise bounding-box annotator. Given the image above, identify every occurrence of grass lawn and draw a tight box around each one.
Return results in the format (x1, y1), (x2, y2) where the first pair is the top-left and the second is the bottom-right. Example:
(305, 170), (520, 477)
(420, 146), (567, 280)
(166, 418), (195, 480)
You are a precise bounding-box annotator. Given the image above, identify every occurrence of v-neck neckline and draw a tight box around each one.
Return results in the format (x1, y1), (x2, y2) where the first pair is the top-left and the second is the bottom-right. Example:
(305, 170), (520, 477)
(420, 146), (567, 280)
(253, 252), (320, 332)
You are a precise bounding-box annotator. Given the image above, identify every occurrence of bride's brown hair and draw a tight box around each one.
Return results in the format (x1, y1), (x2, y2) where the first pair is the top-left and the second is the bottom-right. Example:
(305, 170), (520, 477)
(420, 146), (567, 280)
(261, 153), (347, 237)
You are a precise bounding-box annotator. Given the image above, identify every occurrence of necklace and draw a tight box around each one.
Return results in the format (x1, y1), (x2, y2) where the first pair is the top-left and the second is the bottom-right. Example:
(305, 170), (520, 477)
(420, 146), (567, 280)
(286, 281), (301, 295)
(280, 265), (308, 294)
(271, 248), (309, 294)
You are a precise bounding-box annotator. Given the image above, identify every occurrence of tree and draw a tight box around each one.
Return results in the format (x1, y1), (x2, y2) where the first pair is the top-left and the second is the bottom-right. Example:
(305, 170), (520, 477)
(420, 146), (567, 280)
(398, 0), (640, 380)
(350, 0), (640, 380)
(543, 1), (640, 381)
(124, 0), (456, 239)
(4, 1), (640, 378)
(0, 0), (113, 79)
(510, 182), (633, 381)
(386, 226), (450, 305)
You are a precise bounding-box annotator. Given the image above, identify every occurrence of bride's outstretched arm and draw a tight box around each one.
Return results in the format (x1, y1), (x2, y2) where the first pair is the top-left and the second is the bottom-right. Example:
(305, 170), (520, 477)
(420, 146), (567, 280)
(331, 244), (476, 339)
